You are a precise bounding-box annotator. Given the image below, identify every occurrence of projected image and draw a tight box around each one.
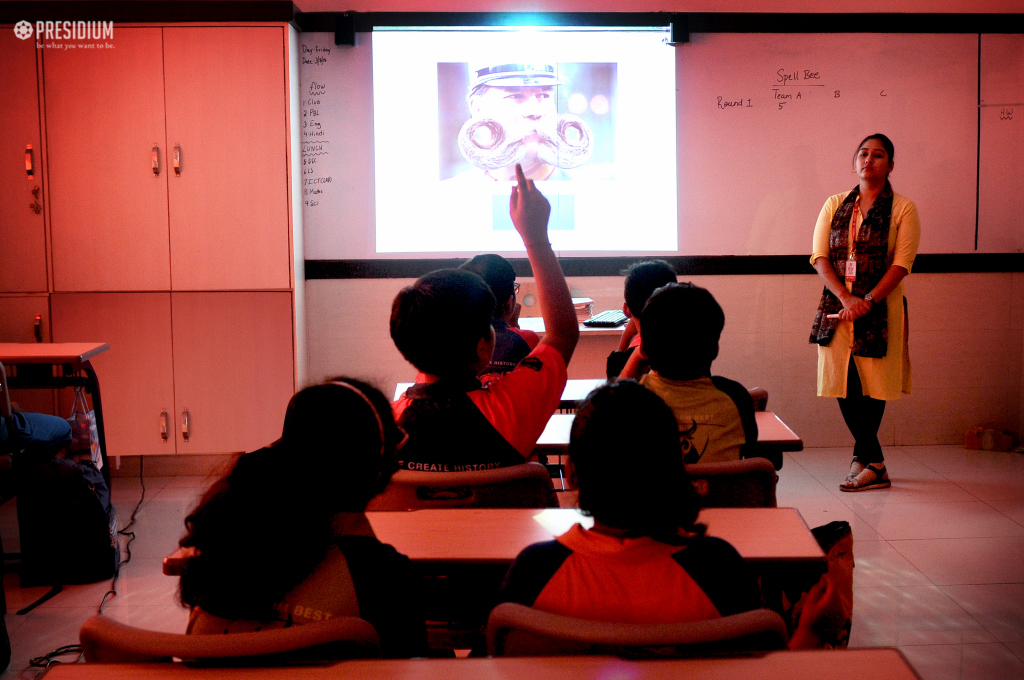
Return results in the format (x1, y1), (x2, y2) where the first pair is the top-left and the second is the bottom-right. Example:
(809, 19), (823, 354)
(437, 62), (615, 183)
(373, 29), (676, 254)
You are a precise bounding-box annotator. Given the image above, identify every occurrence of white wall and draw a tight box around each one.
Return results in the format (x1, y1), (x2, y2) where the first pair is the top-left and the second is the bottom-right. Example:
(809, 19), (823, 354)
(306, 272), (1024, 448)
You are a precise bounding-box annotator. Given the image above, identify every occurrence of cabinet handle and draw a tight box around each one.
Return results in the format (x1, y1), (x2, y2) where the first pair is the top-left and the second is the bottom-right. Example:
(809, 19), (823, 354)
(25, 144), (34, 179)
(33, 314), (42, 343)
(181, 407), (191, 441)
(152, 144), (161, 176)
(173, 143), (181, 176)
(160, 409), (169, 441)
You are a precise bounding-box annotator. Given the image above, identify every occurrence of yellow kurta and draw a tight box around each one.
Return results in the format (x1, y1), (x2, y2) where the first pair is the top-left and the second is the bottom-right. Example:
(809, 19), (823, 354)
(810, 191), (921, 400)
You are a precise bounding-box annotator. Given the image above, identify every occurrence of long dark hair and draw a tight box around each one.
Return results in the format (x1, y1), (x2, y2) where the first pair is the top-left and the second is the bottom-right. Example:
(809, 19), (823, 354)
(178, 379), (402, 621)
(569, 380), (703, 541)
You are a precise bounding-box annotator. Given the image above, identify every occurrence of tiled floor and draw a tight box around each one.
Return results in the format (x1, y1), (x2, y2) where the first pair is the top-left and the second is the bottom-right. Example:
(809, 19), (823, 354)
(0, 446), (1022, 678)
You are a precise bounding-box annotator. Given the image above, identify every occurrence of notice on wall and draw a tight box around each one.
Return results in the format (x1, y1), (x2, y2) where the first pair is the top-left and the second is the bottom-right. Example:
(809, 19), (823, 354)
(299, 37), (335, 213)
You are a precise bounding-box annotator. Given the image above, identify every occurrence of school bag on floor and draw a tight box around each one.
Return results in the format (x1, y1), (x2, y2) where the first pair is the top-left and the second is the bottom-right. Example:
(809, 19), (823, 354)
(16, 457), (119, 587)
(783, 520), (854, 648)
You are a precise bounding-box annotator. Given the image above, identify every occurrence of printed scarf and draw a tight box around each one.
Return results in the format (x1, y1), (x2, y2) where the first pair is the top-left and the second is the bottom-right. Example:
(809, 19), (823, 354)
(809, 182), (893, 358)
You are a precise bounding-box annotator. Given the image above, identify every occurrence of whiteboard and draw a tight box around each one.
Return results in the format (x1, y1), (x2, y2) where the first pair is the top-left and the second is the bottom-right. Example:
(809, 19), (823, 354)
(979, 34), (1024, 253)
(677, 33), (976, 256)
(301, 31), (1019, 260)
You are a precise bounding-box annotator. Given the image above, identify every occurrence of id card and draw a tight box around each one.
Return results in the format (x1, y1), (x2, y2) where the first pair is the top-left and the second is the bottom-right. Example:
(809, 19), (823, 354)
(845, 259), (857, 282)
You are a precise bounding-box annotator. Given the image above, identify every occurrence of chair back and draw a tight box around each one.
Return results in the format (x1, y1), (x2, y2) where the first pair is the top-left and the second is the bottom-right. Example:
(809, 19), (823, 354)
(747, 386), (768, 412)
(366, 462), (557, 510)
(685, 458), (777, 508)
(486, 603), (788, 657)
(0, 362), (10, 419)
(79, 614), (381, 664)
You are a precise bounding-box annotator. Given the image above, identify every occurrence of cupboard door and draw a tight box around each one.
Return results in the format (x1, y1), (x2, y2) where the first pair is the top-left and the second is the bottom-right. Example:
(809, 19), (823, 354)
(0, 295), (55, 414)
(51, 293), (176, 456)
(171, 292), (294, 453)
(164, 27), (291, 291)
(0, 30), (48, 292)
(44, 28), (171, 292)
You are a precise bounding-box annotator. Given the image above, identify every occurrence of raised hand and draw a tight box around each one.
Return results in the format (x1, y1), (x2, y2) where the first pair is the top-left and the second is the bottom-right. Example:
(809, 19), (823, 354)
(509, 163), (552, 247)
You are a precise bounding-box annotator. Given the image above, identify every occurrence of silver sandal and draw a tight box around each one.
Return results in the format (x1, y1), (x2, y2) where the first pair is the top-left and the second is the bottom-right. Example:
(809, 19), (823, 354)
(841, 464), (890, 491)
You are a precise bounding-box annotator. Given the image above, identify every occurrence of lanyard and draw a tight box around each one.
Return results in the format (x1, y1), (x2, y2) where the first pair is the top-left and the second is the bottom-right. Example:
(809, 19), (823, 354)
(845, 197), (861, 283)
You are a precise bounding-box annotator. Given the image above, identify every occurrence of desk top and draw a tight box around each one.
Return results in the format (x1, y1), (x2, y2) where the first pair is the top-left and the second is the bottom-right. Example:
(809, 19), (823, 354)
(517, 316), (624, 337)
(0, 342), (109, 365)
(394, 378), (606, 404)
(754, 412), (803, 451)
(163, 507), (824, 576)
(365, 507), (824, 565)
(537, 411), (802, 451)
(41, 649), (919, 680)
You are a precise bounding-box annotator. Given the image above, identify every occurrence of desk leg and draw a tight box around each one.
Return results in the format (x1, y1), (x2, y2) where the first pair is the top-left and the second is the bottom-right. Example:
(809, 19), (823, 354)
(80, 361), (111, 489)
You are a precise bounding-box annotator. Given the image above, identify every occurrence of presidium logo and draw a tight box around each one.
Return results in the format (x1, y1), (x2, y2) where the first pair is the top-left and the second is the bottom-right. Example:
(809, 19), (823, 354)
(13, 20), (115, 49)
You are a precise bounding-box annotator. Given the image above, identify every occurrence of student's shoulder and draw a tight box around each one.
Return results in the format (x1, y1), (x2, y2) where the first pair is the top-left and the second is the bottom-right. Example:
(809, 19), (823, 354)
(710, 375), (749, 395)
(337, 535), (412, 567)
(490, 343), (566, 383)
(672, 535), (746, 569)
(711, 375), (753, 402)
(499, 539), (574, 606)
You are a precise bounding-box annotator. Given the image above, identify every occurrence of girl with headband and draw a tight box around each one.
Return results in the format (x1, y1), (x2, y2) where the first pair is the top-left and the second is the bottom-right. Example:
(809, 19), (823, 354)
(178, 379), (424, 658)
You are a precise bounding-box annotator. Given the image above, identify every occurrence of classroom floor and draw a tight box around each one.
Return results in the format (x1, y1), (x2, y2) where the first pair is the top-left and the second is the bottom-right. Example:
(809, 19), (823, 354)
(0, 446), (1022, 679)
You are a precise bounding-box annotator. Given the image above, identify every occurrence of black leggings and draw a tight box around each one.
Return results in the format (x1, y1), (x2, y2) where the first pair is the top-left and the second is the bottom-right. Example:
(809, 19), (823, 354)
(837, 357), (886, 465)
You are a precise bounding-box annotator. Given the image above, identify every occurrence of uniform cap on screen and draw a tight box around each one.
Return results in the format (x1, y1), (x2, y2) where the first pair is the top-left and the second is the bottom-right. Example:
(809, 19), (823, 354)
(469, 62), (564, 90)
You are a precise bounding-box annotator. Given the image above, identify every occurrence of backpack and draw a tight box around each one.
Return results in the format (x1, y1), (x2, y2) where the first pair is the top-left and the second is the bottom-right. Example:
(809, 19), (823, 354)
(776, 520), (854, 648)
(16, 457), (119, 587)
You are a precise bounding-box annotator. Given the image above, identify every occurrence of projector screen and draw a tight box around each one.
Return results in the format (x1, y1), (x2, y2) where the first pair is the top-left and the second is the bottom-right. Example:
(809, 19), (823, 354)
(371, 28), (678, 254)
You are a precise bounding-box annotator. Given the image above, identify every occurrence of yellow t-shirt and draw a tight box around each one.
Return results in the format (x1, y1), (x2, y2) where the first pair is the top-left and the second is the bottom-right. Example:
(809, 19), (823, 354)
(640, 372), (748, 464)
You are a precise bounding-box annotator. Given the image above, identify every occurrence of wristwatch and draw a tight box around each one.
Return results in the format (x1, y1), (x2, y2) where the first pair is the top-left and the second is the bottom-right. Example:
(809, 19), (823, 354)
(864, 292), (874, 303)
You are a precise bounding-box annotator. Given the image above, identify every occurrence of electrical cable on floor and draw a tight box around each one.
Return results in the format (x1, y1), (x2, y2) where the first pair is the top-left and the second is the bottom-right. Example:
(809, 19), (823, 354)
(27, 644), (83, 668)
(28, 458), (148, 668)
(98, 456), (146, 614)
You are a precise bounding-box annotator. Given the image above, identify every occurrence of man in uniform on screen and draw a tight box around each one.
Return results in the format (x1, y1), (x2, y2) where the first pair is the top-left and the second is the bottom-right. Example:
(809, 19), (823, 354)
(455, 62), (593, 181)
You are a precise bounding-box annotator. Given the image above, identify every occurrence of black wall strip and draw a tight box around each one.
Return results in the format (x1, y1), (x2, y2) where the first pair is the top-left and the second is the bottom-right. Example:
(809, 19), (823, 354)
(305, 253), (1024, 280)
(2, 6), (1020, 32)
(0, 2), (298, 23)
(294, 12), (1024, 35)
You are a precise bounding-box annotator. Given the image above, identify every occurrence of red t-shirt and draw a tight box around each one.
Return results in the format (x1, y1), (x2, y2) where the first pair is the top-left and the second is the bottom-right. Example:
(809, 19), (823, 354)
(497, 524), (762, 624)
(392, 343), (566, 459)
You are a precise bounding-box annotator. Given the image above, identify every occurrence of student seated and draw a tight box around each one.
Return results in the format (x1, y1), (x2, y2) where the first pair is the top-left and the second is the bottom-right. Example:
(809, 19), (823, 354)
(459, 253), (539, 383)
(0, 408), (72, 466)
(494, 380), (832, 648)
(627, 283), (758, 464)
(390, 165), (578, 472)
(606, 260), (676, 380)
(178, 379), (426, 658)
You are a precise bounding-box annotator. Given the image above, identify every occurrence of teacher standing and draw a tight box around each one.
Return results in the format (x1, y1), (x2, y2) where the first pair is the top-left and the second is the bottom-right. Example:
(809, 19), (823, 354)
(809, 134), (921, 491)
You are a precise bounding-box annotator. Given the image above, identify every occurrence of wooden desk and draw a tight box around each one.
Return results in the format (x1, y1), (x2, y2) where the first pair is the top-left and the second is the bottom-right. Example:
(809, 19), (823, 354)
(535, 411), (803, 463)
(394, 378), (605, 410)
(365, 507), (824, 566)
(163, 508), (823, 649)
(164, 507), (823, 576)
(755, 412), (802, 452)
(0, 342), (111, 484)
(40, 649), (922, 680)
(0, 343), (109, 365)
(517, 316), (624, 337)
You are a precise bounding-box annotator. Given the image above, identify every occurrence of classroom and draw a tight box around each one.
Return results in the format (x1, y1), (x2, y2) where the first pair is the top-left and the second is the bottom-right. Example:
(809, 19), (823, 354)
(0, 0), (1022, 678)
